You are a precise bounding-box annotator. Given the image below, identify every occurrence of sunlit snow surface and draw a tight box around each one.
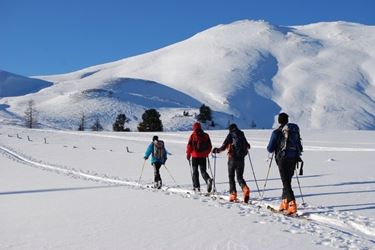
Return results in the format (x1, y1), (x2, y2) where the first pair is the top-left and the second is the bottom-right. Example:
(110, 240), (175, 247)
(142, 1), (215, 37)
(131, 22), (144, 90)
(0, 125), (374, 249)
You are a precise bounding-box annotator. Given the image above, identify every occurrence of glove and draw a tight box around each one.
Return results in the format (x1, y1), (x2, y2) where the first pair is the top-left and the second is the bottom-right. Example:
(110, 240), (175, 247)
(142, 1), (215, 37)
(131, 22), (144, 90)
(144, 156), (148, 160)
(212, 147), (220, 154)
(186, 154), (191, 161)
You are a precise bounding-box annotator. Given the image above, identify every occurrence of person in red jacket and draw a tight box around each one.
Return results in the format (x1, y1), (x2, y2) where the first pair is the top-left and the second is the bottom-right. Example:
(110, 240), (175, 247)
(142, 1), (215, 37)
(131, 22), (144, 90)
(186, 122), (213, 192)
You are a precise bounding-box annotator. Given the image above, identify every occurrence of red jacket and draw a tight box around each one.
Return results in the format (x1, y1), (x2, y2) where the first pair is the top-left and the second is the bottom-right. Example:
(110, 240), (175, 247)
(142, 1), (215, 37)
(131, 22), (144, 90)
(186, 129), (212, 158)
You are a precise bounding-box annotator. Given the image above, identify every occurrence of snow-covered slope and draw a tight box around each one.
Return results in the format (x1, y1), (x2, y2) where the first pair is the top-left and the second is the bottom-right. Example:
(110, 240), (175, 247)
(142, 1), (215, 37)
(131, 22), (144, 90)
(1, 126), (374, 249)
(0, 70), (53, 126)
(1, 20), (375, 130)
(0, 70), (52, 97)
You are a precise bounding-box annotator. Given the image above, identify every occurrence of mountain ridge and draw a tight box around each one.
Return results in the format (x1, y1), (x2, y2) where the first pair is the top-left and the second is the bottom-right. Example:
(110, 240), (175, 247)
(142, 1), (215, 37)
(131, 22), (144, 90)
(1, 20), (374, 130)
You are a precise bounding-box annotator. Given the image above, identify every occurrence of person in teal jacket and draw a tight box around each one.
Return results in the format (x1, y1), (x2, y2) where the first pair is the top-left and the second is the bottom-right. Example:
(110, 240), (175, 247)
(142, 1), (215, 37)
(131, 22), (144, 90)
(144, 135), (168, 189)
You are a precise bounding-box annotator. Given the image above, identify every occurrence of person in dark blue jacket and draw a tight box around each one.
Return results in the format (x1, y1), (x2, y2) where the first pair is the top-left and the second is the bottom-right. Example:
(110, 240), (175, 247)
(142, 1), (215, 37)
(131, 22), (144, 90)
(144, 135), (168, 189)
(267, 113), (302, 215)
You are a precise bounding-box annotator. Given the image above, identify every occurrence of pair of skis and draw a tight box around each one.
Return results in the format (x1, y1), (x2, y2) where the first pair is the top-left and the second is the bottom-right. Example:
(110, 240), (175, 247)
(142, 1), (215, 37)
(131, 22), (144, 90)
(265, 204), (309, 219)
(142, 180), (308, 219)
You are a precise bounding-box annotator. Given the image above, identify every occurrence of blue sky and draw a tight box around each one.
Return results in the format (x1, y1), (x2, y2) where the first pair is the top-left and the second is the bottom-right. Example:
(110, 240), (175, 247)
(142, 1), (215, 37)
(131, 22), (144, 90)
(1, 0), (374, 76)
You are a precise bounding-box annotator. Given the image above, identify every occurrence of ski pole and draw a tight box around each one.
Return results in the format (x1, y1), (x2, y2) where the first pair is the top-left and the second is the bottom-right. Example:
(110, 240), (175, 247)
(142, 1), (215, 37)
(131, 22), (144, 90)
(207, 158), (216, 193)
(163, 164), (180, 187)
(188, 159), (193, 180)
(260, 153), (274, 200)
(138, 159), (147, 184)
(247, 151), (261, 197)
(295, 162), (306, 206)
(213, 153), (217, 187)
(188, 159), (194, 188)
(207, 158), (214, 177)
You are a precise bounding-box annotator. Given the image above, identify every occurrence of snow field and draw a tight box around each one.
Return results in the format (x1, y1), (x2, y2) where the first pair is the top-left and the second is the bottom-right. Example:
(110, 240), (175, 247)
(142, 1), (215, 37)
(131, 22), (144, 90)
(0, 125), (374, 249)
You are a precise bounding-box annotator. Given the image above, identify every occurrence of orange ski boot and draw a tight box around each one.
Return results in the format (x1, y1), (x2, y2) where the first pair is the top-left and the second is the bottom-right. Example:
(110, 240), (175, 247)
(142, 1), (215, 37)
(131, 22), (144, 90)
(229, 192), (237, 202)
(279, 199), (288, 211)
(286, 200), (297, 215)
(242, 185), (250, 203)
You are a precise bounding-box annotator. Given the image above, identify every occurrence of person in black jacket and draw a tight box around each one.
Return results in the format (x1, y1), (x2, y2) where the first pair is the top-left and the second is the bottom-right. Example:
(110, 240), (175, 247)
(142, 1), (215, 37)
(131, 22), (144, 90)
(267, 113), (302, 215)
(213, 124), (251, 203)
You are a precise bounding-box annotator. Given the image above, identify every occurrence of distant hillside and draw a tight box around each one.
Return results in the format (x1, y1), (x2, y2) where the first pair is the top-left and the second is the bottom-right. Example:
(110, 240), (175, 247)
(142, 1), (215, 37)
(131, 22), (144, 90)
(1, 20), (375, 130)
(0, 70), (52, 97)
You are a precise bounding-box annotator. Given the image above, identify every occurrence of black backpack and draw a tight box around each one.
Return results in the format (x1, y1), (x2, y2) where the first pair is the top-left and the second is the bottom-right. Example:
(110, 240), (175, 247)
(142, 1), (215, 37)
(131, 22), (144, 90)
(278, 123), (303, 157)
(230, 130), (248, 158)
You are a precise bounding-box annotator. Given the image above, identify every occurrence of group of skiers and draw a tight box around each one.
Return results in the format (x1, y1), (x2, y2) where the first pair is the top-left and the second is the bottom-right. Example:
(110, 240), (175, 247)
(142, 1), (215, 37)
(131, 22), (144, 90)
(143, 112), (303, 215)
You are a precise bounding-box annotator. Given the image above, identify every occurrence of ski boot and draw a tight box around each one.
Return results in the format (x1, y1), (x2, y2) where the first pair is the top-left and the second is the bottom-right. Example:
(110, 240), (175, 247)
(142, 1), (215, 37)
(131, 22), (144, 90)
(242, 185), (250, 203)
(286, 200), (297, 215)
(207, 178), (213, 193)
(279, 199), (288, 211)
(229, 192), (237, 202)
(154, 180), (162, 189)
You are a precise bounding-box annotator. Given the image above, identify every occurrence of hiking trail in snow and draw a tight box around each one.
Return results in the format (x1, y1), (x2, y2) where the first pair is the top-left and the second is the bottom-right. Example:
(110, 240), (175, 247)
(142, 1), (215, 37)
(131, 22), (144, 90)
(1, 144), (374, 250)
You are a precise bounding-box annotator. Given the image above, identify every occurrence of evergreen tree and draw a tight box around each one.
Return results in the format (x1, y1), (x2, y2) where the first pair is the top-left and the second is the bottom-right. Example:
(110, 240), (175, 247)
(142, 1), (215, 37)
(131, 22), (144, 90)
(198, 104), (212, 123)
(78, 112), (86, 131)
(138, 109), (163, 132)
(113, 113), (127, 131)
(24, 99), (38, 128)
(91, 117), (103, 131)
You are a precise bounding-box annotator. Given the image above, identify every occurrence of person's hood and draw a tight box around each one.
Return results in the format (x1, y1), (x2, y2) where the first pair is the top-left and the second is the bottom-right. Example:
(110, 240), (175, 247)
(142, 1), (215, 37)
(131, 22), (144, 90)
(193, 122), (202, 133)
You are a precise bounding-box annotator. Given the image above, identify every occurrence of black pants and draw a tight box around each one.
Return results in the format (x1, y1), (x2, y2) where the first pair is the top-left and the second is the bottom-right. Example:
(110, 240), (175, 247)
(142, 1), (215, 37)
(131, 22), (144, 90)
(153, 162), (162, 183)
(191, 157), (211, 188)
(277, 157), (297, 202)
(228, 158), (247, 193)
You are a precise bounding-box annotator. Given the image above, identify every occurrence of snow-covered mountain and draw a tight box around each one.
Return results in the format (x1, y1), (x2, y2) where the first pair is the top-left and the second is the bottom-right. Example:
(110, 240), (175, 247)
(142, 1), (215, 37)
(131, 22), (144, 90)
(1, 20), (375, 130)
(0, 70), (52, 97)
(0, 70), (53, 126)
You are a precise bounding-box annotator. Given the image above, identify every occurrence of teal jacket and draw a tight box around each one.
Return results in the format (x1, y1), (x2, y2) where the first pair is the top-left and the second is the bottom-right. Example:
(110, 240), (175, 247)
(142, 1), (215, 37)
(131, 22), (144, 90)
(144, 142), (168, 164)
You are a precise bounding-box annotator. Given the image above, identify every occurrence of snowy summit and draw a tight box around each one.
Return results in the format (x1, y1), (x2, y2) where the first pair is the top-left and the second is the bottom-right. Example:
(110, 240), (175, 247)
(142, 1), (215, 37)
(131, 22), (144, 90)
(1, 20), (375, 130)
(1, 19), (375, 250)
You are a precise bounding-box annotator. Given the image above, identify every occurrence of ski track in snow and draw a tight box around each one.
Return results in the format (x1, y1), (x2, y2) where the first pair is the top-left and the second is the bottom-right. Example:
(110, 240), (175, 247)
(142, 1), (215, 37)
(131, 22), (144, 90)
(1, 144), (374, 250)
